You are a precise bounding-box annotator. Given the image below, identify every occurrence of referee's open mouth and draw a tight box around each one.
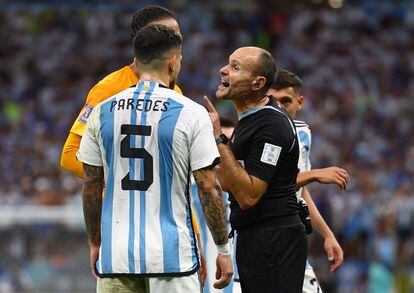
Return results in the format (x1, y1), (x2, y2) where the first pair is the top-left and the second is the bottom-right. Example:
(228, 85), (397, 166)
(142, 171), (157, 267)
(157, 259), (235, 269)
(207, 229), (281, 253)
(221, 80), (230, 87)
(216, 78), (231, 99)
(218, 79), (230, 89)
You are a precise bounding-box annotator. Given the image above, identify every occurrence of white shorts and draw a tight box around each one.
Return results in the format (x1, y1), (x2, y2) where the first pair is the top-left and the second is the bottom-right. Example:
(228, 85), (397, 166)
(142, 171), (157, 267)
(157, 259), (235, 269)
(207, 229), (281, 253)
(97, 271), (201, 293)
(302, 265), (323, 293)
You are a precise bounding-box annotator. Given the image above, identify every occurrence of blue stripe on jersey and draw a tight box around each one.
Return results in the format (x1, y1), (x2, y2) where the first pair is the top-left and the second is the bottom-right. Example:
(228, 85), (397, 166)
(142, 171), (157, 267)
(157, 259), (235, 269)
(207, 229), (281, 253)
(223, 191), (235, 293)
(299, 130), (311, 167)
(127, 82), (146, 273)
(158, 98), (183, 272)
(99, 97), (116, 274)
(232, 231), (239, 280)
(299, 130), (310, 152)
(138, 81), (156, 274)
(185, 188), (198, 270)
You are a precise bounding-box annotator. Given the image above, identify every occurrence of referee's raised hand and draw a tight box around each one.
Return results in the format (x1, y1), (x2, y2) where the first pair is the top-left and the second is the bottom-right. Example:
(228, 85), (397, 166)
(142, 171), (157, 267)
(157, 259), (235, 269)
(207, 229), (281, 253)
(204, 96), (222, 138)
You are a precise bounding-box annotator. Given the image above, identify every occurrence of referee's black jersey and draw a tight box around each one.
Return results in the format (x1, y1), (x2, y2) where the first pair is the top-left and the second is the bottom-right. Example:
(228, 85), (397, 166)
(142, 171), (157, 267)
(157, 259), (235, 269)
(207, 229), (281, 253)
(229, 100), (299, 230)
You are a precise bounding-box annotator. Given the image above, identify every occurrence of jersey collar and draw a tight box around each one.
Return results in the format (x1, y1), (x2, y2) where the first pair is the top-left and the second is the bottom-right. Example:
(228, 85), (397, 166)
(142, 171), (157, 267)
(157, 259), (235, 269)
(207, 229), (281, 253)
(136, 80), (169, 91)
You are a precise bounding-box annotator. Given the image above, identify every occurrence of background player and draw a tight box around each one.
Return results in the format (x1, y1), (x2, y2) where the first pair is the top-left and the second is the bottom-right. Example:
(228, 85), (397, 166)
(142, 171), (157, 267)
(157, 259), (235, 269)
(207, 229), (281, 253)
(268, 69), (348, 292)
(77, 24), (232, 292)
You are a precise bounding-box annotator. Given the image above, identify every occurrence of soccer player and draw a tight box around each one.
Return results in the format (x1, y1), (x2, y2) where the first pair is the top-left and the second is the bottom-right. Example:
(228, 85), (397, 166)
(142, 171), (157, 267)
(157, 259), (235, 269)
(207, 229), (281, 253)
(60, 5), (206, 283)
(268, 69), (348, 292)
(205, 47), (307, 293)
(77, 24), (233, 292)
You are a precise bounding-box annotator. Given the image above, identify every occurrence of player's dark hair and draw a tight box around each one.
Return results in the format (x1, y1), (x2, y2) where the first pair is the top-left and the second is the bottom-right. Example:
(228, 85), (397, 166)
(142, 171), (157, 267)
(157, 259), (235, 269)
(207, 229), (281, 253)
(272, 69), (303, 90)
(253, 52), (278, 91)
(131, 5), (176, 40)
(133, 24), (182, 65)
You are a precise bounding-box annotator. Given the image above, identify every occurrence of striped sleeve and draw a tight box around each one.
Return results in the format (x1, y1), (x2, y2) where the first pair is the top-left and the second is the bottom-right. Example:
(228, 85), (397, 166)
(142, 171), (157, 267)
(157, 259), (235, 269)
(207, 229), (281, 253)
(77, 105), (103, 166)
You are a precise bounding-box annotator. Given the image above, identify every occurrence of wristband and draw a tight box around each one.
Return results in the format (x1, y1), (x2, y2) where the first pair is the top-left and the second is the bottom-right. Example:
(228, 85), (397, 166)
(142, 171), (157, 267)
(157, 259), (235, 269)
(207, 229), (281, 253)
(216, 243), (230, 255)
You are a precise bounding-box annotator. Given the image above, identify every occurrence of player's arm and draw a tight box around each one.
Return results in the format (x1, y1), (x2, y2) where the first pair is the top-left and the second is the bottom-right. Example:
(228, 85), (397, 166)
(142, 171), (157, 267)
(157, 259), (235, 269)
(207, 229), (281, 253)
(82, 163), (104, 246)
(77, 106), (105, 278)
(193, 167), (228, 246)
(82, 163), (103, 278)
(302, 187), (343, 271)
(296, 166), (350, 190)
(61, 86), (101, 178)
(189, 105), (233, 289)
(61, 132), (84, 178)
(193, 167), (233, 289)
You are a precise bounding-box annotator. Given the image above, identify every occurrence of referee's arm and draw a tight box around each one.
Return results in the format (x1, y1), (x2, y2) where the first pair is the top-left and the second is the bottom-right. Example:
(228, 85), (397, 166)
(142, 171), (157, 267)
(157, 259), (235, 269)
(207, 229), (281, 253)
(204, 97), (268, 209)
(216, 144), (268, 209)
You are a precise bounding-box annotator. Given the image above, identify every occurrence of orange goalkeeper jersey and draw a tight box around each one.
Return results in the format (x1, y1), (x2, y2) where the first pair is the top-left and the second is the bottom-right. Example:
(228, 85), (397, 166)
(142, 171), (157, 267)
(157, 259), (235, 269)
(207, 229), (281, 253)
(70, 65), (182, 136)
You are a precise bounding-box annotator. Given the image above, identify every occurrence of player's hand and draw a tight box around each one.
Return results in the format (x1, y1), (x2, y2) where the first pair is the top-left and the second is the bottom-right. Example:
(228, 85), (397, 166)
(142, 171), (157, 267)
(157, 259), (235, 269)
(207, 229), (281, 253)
(89, 244), (100, 278)
(324, 235), (344, 272)
(214, 253), (233, 289)
(204, 95), (222, 138)
(314, 167), (350, 190)
(200, 252), (207, 287)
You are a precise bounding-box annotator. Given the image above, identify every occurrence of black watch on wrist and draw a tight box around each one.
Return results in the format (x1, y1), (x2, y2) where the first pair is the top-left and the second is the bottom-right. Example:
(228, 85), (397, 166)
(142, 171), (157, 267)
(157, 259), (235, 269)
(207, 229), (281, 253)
(215, 133), (229, 145)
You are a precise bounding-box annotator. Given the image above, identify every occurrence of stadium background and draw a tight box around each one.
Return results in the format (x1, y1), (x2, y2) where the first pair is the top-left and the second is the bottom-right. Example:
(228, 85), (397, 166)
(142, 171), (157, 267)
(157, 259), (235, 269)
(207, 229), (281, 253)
(1, 0), (413, 292)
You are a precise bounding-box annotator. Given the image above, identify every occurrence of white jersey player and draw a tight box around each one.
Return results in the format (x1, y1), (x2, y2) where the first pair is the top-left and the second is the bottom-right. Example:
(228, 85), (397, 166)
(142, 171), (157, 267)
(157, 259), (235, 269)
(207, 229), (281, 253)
(268, 69), (350, 293)
(77, 24), (233, 293)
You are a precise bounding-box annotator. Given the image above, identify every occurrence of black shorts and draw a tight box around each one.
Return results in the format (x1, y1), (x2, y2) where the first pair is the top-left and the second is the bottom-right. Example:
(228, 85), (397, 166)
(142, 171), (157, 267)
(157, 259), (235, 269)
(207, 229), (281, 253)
(236, 216), (307, 293)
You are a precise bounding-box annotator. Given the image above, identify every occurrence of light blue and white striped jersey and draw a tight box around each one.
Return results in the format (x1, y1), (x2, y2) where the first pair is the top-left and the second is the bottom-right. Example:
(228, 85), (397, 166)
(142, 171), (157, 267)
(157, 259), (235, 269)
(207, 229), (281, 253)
(295, 120), (314, 271)
(295, 120), (312, 200)
(77, 81), (220, 276)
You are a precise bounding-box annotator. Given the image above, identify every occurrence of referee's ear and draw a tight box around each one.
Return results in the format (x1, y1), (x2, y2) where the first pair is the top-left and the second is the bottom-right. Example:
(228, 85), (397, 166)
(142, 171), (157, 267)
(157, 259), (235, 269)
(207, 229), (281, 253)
(251, 76), (267, 92)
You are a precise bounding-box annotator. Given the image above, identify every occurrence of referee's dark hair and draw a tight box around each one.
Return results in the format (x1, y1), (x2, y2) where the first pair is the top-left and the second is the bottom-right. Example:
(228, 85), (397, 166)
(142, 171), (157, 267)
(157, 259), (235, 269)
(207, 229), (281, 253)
(134, 24), (182, 66)
(131, 5), (176, 40)
(253, 52), (278, 90)
(272, 69), (303, 90)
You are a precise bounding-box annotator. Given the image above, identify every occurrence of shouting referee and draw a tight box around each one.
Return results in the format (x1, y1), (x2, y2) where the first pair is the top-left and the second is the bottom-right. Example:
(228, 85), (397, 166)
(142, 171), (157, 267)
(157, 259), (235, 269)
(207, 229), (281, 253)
(204, 47), (306, 292)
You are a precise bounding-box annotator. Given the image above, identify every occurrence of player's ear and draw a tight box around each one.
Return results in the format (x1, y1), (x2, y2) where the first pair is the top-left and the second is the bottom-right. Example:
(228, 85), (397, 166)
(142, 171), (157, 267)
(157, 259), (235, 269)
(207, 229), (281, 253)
(252, 76), (266, 91)
(298, 95), (304, 110)
(168, 52), (181, 74)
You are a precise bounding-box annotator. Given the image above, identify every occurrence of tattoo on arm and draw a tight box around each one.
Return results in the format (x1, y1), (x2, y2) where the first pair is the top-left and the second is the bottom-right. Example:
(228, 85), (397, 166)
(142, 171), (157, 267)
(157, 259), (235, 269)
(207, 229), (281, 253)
(193, 168), (228, 245)
(82, 163), (104, 246)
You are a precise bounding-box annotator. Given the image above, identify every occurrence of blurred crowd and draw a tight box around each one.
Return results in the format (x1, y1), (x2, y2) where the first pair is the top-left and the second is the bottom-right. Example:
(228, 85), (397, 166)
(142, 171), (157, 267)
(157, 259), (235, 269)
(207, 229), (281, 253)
(1, 0), (414, 292)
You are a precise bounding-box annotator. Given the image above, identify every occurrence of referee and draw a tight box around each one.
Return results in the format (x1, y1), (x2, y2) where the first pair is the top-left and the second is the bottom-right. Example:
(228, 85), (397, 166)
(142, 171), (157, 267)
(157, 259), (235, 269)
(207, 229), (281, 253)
(204, 47), (306, 293)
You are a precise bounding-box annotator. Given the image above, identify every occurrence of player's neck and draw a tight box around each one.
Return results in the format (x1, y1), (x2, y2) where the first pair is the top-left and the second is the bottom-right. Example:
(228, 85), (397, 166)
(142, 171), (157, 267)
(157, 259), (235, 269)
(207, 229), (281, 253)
(129, 62), (140, 78)
(234, 94), (270, 115)
(139, 72), (169, 88)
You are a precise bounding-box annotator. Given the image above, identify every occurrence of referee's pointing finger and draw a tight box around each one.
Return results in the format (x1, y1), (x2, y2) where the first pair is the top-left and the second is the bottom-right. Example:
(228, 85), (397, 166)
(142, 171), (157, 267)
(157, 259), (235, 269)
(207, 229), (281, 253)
(204, 95), (217, 113)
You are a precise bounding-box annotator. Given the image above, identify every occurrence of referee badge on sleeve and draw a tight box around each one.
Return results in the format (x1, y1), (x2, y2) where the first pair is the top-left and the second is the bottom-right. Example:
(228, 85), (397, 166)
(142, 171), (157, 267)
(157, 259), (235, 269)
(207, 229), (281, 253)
(260, 143), (281, 166)
(78, 105), (94, 124)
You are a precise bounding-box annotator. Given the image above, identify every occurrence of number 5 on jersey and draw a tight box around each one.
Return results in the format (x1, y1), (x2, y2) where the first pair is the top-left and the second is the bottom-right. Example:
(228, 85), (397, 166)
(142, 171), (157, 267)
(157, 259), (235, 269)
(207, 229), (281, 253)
(120, 124), (153, 191)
